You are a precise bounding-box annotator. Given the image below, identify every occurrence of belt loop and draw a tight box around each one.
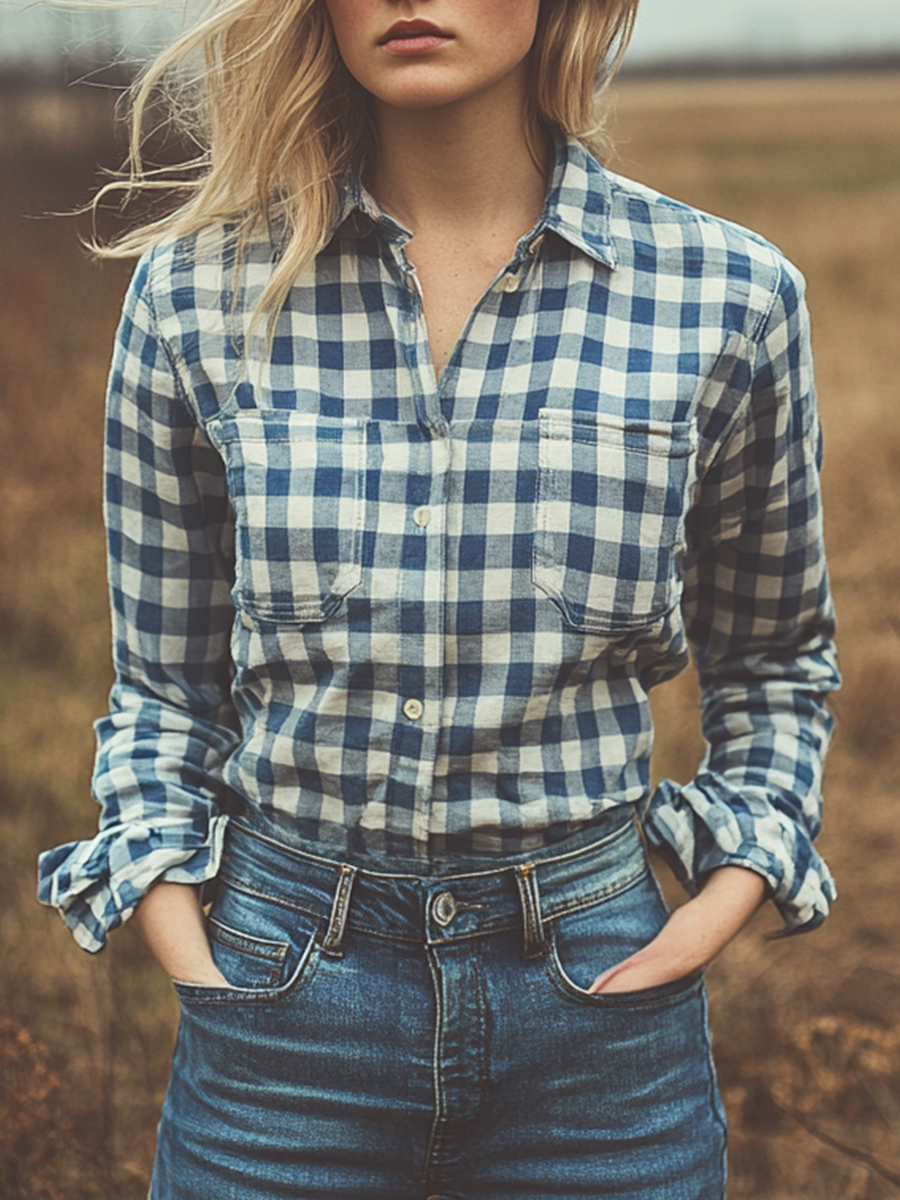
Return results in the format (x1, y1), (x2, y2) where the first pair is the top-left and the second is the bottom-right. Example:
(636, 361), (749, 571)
(322, 863), (358, 958)
(514, 863), (545, 960)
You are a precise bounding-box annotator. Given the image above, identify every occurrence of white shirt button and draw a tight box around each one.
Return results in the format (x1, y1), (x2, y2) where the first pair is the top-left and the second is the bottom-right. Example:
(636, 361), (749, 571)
(501, 273), (520, 293)
(402, 698), (424, 722)
(413, 506), (431, 527)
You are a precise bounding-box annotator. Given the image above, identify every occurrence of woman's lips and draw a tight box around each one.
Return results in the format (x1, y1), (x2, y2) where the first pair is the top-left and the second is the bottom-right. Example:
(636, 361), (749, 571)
(378, 20), (453, 56)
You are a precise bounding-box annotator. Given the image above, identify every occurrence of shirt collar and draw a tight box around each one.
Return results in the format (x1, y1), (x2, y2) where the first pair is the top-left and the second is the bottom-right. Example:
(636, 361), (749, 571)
(333, 176), (413, 247)
(330, 135), (618, 270)
(535, 135), (618, 270)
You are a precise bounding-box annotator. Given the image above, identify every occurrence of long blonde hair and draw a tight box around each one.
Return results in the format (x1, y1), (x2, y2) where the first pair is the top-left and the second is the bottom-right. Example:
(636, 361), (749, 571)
(97, 0), (639, 321)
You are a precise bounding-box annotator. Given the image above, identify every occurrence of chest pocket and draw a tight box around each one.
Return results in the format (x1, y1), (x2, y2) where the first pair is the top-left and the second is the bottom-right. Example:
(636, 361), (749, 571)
(213, 412), (364, 624)
(532, 409), (695, 636)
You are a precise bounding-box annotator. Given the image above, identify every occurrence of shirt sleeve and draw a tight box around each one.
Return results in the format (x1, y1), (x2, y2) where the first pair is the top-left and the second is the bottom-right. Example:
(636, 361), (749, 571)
(643, 259), (840, 934)
(37, 257), (241, 953)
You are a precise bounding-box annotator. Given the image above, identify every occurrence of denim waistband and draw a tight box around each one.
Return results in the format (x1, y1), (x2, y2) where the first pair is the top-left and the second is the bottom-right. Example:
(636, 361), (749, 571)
(219, 808), (649, 952)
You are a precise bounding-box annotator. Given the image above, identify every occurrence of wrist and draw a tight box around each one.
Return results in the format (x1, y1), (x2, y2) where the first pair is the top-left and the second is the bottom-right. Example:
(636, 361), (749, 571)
(133, 881), (224, 983)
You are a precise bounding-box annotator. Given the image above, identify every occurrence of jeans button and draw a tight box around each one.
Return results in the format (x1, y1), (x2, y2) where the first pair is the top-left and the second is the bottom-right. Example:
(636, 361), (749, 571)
(432, 891), (457, 927)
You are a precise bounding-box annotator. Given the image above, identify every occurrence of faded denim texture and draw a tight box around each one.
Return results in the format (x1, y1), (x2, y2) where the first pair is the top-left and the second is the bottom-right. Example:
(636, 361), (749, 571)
(152, 810), (727, 1199)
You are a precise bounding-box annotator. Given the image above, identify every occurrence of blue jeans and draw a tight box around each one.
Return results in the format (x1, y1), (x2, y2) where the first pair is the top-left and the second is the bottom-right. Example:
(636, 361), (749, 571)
(152, 809), (727, 1199)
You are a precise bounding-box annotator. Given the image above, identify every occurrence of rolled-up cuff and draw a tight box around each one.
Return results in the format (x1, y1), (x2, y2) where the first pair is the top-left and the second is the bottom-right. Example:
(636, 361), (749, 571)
(37, 814), (231, 954)
(642, 774), (836, 934)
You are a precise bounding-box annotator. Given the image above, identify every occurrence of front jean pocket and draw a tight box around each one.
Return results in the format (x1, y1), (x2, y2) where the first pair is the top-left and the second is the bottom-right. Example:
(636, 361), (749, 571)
(173, 882), (323, 1007)
(213, 412), (365, 625)
(545, 870), (701, 1009)
(533, 409), (694, 635)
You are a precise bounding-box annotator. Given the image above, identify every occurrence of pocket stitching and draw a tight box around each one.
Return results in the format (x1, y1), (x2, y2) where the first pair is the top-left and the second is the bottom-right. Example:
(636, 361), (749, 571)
(208, 916), (290, 959)
(207, 916), (290, 987)
(544, 924), (702, 1009)
(174, 935), (322, 1008)
(538, 409), (694, 457)
(225, 415), (365, 626)
(532, 410), (690, 635)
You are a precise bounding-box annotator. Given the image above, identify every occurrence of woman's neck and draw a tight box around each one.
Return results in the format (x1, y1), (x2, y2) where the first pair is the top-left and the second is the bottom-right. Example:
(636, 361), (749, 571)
(368, 64), (551, 239)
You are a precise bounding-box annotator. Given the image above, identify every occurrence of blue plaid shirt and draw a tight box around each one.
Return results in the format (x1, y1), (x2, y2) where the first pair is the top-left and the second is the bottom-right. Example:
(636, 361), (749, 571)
(39, 138), (838, 953)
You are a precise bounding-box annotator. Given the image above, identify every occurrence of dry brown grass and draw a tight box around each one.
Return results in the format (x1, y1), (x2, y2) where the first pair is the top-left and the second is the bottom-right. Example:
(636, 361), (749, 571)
(0, 1019), (71, 1200)
(1, 73), (898, 1198)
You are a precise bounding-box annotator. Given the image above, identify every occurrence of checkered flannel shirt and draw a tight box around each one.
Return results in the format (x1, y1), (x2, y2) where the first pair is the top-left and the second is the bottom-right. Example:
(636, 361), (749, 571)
(39, 137), (839, 953)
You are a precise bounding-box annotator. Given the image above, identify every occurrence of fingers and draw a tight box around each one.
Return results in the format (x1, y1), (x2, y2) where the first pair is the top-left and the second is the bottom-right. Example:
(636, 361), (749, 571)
(588, 942), (697, 994)
(170, 964), (232, 988)
(588, 865), (769, 995)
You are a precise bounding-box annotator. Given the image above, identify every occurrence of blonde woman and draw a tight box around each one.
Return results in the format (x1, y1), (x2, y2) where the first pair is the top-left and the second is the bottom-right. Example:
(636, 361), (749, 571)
(39, 1), (838, 1196)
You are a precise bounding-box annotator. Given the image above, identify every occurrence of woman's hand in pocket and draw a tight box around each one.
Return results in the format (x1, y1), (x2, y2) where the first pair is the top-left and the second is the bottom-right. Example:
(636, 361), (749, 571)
(588, 866), (768, 995)
(132, 881), (231, 987)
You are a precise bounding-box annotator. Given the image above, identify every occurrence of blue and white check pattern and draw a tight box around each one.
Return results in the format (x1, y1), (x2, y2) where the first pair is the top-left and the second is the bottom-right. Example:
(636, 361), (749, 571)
(39, 138), (839, 952)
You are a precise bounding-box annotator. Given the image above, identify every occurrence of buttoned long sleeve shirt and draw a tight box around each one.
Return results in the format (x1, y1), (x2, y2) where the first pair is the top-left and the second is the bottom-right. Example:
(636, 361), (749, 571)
(39, 138), (839, 953)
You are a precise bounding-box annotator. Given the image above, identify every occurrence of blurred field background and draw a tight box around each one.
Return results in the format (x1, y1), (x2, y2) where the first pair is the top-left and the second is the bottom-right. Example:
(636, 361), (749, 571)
(1, 70), (899, 1199)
